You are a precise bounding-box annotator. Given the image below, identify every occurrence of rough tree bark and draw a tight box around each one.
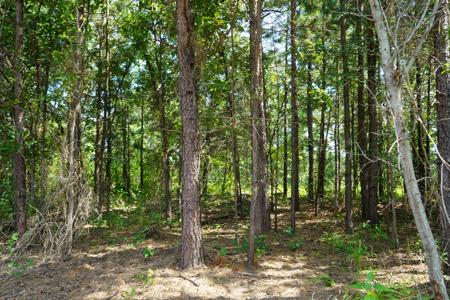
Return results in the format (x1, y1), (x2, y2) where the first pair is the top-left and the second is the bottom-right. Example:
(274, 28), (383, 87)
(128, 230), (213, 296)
(248, 0), (268, 271)
(176, 0), (205, 270)
(369, 0), (448, 297)
(13, 0), (27, 236)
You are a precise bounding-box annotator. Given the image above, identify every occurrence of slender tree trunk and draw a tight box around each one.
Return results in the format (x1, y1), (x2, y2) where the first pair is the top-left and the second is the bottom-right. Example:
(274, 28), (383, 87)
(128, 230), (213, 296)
(366, 21), (379, 225)
(176, 0), (204, 270)
(434, 0), (450, 275)
(283, 28), (288, 207)
(13, 0), (26, 236)
(94, 29), (103, 203)
(334, 60), (341, 209)
(225, 29), (242, 218)
(307, 59), (314, 205)
(340, 8), (353, 234)
(104, 0), (112, 213)
(248, 0), (268, 272)
(316, 37), (327, 216)
(369, 0), (448, 297)
(158, 36), (171, 220)
(39, 64), (49, 209)
(65, 1), (88, 255)
(356, 15), (368, 221)
(121, 103), (130, 196)
(415, 63), (426, 199)
(140, 98), (144, 191)
(290, 0), (298, 232)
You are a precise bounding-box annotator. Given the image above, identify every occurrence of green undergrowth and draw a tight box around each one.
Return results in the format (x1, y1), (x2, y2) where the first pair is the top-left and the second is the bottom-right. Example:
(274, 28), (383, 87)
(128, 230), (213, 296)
(347, 271), (432, 300)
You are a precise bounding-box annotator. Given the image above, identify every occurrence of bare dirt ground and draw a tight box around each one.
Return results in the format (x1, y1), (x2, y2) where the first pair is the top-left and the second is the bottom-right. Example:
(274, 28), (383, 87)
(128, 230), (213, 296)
(0, 205), (435, 299)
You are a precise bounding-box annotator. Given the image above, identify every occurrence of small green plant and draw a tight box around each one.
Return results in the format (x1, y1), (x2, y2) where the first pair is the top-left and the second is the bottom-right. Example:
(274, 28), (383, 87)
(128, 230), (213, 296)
(351, 271), (423, 299)
(234, 235), (270, 256)
(283, 227), (295, 237)
(6, 232), (18, 254)
(314, 274), (335, 287)
(219, 245), (228, 256)
(287, 238), (304, 251)
(121, 287), (137, 299)
(143, 247), (155, 259)
(7, 258), (33, 277)
(356, 223), (389, 241)
(133, 269), (155, 287)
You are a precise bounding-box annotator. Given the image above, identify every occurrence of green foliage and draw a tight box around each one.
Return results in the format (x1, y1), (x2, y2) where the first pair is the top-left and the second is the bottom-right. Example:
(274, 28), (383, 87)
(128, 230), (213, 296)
(287, 238), (304, 251)
(314, 274), (335, 287)
(350, 271), (429, 300)
(356, 223), (389, 242)
(283, 227), (295, 237)
(322, 232), (371, 267)
(133, 269), (155, 287)
(143, 247), (155, 259)
(121, 287), (137, 300)
(234, 235), (270, 256)
(219, 245), (228, 257)
(7, 258), (33, 278)
(6, 232), (18, 255)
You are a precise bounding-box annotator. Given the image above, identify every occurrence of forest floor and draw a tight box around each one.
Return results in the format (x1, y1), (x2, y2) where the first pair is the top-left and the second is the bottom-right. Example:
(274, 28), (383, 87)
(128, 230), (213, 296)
(0, 203), (442, 299)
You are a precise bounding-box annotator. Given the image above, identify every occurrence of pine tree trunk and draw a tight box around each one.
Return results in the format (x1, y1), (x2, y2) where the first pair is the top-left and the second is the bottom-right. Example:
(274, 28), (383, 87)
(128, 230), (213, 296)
(176, 0), (205, 270)
(369, 0), (448, 297)
(248, 0), (268, 271)
(307, 59), (314, 205)
(316, 37), (327, 216)
(13, 0), (26, 236)
(290, 0), (298, 232)
(340, 9), (353, 234)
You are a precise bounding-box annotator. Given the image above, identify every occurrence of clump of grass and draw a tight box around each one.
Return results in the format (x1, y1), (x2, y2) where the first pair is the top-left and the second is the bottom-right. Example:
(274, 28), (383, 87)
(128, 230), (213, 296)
(321, 232), (371, 267)
(287, 238), (304, 251)
(133, 269), (155, 287)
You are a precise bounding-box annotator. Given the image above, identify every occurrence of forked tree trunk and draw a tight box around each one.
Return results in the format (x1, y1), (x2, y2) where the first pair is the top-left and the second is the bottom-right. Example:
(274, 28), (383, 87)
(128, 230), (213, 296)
(13, 0), (27, 236)
(176, 0), (205, 270)
(248, 0), (268, 272)
(369, 0), (448, 298)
